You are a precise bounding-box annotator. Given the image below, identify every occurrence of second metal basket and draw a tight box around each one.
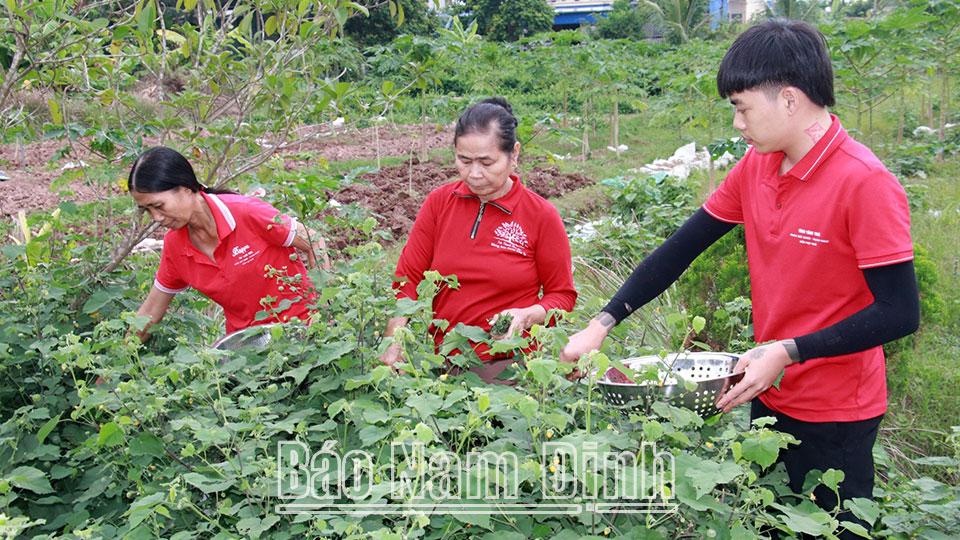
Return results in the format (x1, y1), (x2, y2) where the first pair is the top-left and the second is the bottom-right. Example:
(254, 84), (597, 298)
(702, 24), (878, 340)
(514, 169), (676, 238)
(596, 352), (743, 418)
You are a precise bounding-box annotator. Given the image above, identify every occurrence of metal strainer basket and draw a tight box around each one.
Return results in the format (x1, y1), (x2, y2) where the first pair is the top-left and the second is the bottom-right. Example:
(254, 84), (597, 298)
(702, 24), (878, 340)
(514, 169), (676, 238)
(211, 323), (280, 351)
(596, 352), (743, 418)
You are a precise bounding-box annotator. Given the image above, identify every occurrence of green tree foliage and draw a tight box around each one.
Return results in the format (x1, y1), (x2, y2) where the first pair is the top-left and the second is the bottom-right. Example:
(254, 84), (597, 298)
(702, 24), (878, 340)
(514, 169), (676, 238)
(643, 0), (710, 44)
(594, 0), (653, 40)
(462, 0), (555, 41)
(762, 0), (825, 22)
(344, 0), (439, 47)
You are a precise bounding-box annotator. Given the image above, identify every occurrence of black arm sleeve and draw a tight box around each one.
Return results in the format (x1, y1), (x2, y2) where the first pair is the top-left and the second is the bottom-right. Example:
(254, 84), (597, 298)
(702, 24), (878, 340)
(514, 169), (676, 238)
(793, 261), (920, 362)
(601, 208), (737, 324)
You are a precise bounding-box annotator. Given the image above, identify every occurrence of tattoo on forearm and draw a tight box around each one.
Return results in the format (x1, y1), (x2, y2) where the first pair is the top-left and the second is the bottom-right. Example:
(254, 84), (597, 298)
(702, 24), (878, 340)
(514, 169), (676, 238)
(595, 312), (616, 329)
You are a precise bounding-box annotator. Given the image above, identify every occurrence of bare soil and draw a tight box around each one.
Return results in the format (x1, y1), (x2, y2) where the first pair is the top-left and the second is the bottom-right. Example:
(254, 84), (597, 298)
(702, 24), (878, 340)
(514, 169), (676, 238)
(0, 124), (595, 248)
(323, 158), (593, 249)
(0, 123), (459, 217)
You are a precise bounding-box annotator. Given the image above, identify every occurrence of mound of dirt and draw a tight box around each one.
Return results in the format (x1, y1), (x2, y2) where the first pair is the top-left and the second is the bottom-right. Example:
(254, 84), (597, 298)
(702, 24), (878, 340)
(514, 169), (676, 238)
(323, 158), (593, 249)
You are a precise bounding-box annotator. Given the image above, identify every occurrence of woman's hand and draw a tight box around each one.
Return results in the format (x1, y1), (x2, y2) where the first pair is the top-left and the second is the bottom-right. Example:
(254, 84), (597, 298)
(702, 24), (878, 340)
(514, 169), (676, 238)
(378, 316), (410, 374)
(490, 305), (547, 339)
(378, 343), (406, 373)
(135, 286), (176, 343)
(291, 222), (331, 270)
(715, 341), (793, 413)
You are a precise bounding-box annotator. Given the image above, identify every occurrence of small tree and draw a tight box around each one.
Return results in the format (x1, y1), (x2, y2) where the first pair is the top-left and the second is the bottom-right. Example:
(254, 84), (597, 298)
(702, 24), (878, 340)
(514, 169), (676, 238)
(344, 0), (438, 48)
(595, 0), (652, 41)
(643, 0), (710, 44)
(463, 0), (554, 42)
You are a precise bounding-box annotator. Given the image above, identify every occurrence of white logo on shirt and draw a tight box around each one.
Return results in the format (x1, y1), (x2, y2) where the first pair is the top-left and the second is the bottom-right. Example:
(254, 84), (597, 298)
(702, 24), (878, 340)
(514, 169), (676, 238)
(491, 221), (530, 256)
(231, 244), (260, 267)
(789, 228), (830, 247)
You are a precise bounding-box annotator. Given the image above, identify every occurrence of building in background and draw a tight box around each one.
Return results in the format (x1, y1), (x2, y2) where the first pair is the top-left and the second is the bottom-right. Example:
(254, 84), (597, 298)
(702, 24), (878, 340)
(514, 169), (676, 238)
(709, 0), (771, 24)
(547, 0), (614, 28)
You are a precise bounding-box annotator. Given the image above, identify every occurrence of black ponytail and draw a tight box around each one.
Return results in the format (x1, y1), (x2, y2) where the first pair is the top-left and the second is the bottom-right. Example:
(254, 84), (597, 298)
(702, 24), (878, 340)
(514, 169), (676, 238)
(128, 147), (235, 195)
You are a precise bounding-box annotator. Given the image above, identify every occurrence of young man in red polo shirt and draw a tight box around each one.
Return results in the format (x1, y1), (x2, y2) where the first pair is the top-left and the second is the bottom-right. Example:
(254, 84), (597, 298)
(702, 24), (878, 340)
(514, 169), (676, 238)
(560, 19), (919, 537)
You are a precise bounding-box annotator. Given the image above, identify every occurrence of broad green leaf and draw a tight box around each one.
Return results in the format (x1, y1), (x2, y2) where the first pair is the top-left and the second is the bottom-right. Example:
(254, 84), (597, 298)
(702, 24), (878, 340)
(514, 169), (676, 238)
(413, 422), (434, 443)
(692, 315), (706, 334)
(8, 466), (55, 494)
(358, 425), (391, 446)
(48, 98), (62, 126)
(844, 497), (880, 525)
(155, 29), (185, 44)
(184, 472), (235, 494)
(83, 291), (114, 314)
(771, 502), (836, 535)
(453, 511), (491, 530)
(130, 433), (165, 457)
(327, 398), (347, 418)
(264, 15), (277, 35)
(527, 357), (557, 385)
(839, 522), (871, 538)
(477, 392), (490, 413)
(740, 432), (781, 469)
(642, 420), (663, 441)
(685, 459), (742, 498)
(37, 412), (61, 444)
(137, 0), (156, 40)
(516, 396), (538, 419)
(98, 422), (124, 447)
(821, 468), (844, 491)
(406, 394), (443, 419)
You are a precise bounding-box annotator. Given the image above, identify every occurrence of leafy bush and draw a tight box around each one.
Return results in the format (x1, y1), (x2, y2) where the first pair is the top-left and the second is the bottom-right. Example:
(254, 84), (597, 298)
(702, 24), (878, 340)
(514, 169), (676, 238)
(677, 227), (752, 352)
(600, 172), (699, 239)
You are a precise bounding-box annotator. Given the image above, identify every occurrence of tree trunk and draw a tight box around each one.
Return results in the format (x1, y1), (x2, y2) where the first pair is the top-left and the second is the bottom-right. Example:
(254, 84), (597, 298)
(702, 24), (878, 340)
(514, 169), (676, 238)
(375, 122), (381, 169)
(897, 85), (905, 145)
(938, 68), (947, 162)
(613, 94), (620, 158)
(582, 124), (589, 162)
(920, 93), (926, 127)
(420, 92), (427, 163)
(562, 90), (568, 129)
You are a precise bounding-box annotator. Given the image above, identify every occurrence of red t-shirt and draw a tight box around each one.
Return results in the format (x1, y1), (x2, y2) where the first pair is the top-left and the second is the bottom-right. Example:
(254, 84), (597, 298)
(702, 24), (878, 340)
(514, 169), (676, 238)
(394, 176), (578, 361)
(703, 115), (913, 422)
(155, 193), (315, 334)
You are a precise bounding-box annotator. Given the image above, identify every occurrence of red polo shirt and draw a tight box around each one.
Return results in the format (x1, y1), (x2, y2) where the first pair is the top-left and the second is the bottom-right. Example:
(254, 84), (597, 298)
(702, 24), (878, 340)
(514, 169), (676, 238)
(394, 176), (578, 361)
(155, 193), (315, 334)
(703, 115), (913, 422)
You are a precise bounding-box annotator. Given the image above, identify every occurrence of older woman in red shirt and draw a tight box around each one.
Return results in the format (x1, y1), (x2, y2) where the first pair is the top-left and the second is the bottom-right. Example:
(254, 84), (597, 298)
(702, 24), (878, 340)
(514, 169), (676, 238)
(379, 98), (577, 382)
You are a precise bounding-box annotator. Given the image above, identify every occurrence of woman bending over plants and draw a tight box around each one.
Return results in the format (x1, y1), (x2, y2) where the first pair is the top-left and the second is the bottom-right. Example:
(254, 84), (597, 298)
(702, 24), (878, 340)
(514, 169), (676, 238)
(130, 147), (329, 341)
(378, 97), (578, 383)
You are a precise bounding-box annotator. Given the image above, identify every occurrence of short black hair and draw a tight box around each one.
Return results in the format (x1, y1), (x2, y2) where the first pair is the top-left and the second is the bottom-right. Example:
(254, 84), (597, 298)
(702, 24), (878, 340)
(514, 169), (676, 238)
(128, 147), (233, 195)
(454, 97), (519, 154)
(717, 19), (835, 108)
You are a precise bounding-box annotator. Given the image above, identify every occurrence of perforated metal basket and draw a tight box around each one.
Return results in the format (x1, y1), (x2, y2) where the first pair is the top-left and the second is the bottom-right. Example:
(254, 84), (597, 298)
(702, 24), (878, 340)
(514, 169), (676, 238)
(596, 352), (743, 418)
(211, 323), (279, 351)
